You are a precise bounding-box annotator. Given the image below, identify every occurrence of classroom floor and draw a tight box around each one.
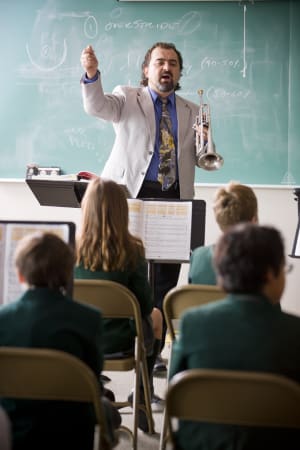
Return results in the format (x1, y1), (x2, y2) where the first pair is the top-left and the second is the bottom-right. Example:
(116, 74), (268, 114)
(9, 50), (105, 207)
(106, 342), (172, 450)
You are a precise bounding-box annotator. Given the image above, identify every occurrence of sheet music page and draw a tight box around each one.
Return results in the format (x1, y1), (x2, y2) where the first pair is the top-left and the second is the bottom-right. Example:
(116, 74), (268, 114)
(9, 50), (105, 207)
(128, 199), (145, 240)
(295, 226), (300, 257)
(0, 224), (6, 305)
(142, 201), (192, 261)
(2, 224), (70, 305)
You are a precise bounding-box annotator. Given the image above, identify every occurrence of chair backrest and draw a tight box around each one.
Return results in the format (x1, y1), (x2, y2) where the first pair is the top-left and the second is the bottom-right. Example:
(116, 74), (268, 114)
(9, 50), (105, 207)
(73, 279), (144, 341)
(0, 347), (111, 450)
(166, 368), (300, 434)
(73, 278), (147, 374)
(163, 284), (225, 341)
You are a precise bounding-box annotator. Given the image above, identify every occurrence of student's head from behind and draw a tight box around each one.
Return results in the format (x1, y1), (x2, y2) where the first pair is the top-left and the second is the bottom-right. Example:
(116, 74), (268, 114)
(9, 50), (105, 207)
(80, 176), (130, 243)
(213, 181), (258, 232)
(78, 177), (143, 271)
(214, 223), (286, 304)
(14, 232), (74, 292)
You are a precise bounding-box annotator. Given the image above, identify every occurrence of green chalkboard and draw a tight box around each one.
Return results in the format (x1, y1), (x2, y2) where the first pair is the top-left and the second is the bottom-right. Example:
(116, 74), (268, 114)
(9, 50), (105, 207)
(1, 0), (299, 185)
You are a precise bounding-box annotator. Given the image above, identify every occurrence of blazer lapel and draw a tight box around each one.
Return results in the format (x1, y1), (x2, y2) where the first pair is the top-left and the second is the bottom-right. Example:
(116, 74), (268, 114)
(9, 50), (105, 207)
(137, 88), (156, 145)
(176, 96), (194, 157)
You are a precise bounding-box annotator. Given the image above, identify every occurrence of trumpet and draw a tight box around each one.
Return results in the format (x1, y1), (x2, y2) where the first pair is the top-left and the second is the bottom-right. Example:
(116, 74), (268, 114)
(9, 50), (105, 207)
(193, 89), (224, 171)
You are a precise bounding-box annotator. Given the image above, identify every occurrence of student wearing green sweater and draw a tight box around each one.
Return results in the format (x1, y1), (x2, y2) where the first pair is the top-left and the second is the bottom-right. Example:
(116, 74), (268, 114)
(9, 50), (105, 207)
(75, 177), (163, 432)
(171, 223), (300, 450)
(189, 181), (258, 285)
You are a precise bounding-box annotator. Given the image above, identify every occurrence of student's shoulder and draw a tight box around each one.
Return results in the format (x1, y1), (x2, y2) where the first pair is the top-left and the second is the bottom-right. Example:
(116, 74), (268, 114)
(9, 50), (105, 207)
(0, 298), (22, 317)
(280, 309), (300, 329)
(191, 245), (213, 260)
(69, 297), (102, 320)
(182, 296), (227, 323)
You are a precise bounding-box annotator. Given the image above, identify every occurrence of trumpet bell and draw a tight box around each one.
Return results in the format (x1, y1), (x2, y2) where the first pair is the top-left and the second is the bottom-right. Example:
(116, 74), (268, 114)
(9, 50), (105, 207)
(194, 88), (224, 172)
(197, 152), (224, 171)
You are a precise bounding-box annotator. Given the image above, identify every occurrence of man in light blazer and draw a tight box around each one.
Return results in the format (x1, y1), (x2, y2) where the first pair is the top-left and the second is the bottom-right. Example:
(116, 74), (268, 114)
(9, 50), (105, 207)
(170, 223), (300, 450)
(80, 42), (200, 199)
(80, 42), (202, 371)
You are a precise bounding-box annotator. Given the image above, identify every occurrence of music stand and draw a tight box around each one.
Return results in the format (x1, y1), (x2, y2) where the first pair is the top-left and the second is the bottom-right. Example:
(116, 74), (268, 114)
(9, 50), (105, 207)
(145, 198), (206, 291)
(290, 188), (300, 258)
(26, 179), (88, 208)
(26, 179), (132, 207)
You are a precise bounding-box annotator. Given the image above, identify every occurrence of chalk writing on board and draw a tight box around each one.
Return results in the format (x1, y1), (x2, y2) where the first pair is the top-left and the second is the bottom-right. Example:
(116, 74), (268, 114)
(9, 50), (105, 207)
(104, 10), (202, 35)
(1, 0), (299, 185)
(25, 39), (67, 72)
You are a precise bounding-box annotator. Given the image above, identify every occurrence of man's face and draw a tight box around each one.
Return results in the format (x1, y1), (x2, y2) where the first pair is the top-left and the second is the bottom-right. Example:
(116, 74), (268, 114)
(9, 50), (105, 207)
(144, 46), (181, 96)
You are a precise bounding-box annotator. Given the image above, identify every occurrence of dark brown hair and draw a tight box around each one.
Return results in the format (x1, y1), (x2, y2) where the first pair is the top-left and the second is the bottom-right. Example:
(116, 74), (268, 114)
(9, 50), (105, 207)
(214, 223), (285, 293)
(14, 232), (74, 290)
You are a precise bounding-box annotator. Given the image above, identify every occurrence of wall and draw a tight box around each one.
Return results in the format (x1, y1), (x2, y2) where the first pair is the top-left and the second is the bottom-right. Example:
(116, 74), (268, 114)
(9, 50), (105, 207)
(1, 0), (300, 186)
(1, 180), (299, 317)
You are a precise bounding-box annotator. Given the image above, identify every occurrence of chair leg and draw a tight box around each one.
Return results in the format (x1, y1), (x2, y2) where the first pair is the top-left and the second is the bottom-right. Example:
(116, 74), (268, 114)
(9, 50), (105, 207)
(159, 407), (168, 450)
(140, 357), (155, 434)
(159, 341), (173, 449)
(131, 339), (141, 450)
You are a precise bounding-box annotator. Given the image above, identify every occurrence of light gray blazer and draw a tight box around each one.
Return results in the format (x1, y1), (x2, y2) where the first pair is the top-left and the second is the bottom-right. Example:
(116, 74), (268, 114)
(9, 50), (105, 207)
(81, 75), (200, 198)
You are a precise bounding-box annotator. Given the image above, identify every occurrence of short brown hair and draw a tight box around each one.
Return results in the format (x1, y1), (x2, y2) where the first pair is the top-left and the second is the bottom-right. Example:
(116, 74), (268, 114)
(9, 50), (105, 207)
(214, 223), (284, 293)
(14, 232), (74, 290)
(213, 181), (258, 232)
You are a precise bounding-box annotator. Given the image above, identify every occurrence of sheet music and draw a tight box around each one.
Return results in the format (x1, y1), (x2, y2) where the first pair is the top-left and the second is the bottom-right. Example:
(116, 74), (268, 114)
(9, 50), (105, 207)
(128, 199), (192, 261)
(295, 226), (300, 257)
(128, 199), (145, 241)
(0, 223), (70, 305)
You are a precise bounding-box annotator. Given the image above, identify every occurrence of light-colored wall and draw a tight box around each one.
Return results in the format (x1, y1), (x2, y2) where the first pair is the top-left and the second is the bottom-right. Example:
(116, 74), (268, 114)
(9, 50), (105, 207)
(1, 180), (299, 316)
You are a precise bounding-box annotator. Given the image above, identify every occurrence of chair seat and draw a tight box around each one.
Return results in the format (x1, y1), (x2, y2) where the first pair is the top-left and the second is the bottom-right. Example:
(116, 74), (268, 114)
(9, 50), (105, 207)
(104, 357), (135, 372)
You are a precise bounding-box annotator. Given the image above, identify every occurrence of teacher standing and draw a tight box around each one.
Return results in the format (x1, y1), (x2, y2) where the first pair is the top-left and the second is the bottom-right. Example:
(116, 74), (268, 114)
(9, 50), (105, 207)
(80, 42), (201, 370)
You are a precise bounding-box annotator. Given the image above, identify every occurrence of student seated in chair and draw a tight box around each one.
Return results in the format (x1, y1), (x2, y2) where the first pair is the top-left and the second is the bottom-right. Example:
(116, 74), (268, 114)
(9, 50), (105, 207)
(75, 177), (163, 432)
(0, 232), (120, 450)
(170, 223), (300, 450)
(189, 181), (258, 285)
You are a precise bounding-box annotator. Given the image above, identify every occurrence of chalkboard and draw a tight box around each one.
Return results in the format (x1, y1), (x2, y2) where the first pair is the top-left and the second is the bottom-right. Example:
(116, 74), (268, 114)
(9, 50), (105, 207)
(1, 0), (299, 186)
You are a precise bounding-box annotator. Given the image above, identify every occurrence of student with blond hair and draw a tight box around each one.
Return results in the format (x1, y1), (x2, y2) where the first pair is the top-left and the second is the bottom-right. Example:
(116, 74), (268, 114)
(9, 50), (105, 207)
(189, 181), (258, 285)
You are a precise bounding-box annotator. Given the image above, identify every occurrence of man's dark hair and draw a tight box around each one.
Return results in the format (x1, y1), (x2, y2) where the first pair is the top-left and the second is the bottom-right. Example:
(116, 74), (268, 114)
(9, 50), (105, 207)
(140, 42), (183, 91)
(213, 223), (285, 293)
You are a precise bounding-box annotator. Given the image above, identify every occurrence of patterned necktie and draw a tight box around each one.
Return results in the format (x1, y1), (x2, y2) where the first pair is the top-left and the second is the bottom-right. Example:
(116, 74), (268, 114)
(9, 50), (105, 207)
(157, 98), (176, 190)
